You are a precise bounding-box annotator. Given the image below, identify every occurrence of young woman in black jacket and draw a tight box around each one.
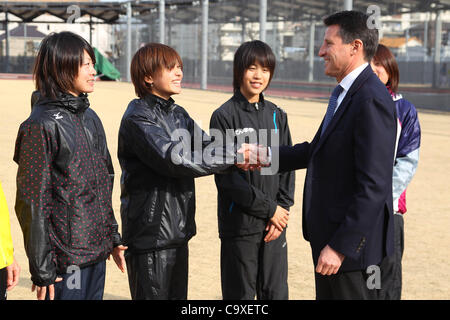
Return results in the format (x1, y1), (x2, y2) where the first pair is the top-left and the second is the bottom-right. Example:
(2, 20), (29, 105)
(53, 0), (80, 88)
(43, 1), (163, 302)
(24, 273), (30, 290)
(209, 40), (295, 300)
(14, 32), (125, 300)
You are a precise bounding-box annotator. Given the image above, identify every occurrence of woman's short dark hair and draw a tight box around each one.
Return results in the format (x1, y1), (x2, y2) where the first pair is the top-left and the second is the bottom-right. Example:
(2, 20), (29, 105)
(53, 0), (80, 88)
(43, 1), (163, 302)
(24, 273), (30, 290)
(233, 40), (276, 92)
(131, 43), (183, 98)
(373, 44), (400, 93)
(324, 10), (379, 61)
(33, 31), (95, 99)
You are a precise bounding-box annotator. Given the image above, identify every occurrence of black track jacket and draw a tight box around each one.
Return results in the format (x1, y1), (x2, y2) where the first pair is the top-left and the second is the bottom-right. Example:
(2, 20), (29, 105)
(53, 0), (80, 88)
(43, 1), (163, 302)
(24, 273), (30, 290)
(118, 94), (235, 253)
(14, 92), (121, 286)
(210, 91), (295, 238)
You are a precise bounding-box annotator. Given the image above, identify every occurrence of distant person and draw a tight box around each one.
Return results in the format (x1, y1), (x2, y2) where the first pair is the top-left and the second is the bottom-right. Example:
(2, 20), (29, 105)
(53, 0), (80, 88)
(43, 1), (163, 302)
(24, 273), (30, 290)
(14, 31), (126, 300)
(371, 43), (421, 300)
(0, 180), (20, 300)
(440, 63), (448, 87)
(118, 43), (269, 300)
(209, 40), (294, 300)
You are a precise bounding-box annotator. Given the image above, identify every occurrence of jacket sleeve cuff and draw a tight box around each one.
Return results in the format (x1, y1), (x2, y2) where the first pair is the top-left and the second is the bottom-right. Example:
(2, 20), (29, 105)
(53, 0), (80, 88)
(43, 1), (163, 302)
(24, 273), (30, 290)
(328, 230), (367, 261)
(267, 199), (278, 219)
(111, 224), (123, 247)
(31, 273), (57, 287)
(113, 237), (123, 248)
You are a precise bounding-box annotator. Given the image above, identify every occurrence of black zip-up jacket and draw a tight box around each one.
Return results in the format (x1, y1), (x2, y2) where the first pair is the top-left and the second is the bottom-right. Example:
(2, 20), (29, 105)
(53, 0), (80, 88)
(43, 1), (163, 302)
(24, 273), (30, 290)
(210, 91), (295, 238)
(118, 94), (235, 253)
(14, 92), (121, 286)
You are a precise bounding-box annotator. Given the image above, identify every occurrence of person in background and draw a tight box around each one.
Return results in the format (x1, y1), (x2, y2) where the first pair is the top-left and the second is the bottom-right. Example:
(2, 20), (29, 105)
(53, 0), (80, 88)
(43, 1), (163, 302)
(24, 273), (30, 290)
(0, 180), (20, 300)
(371, 43), (421, 300)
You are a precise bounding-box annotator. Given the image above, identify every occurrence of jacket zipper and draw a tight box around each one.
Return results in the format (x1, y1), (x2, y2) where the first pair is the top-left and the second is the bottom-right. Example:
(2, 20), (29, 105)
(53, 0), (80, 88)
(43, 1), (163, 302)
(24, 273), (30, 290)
(78, 112), (107, 252)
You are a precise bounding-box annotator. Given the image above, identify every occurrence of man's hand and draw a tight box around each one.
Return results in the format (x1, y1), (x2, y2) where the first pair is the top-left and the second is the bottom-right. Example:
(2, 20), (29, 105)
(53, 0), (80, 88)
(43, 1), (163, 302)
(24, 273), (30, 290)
(236, 143), (270, 170)
(6, 257), (20, 291)
(270, 205), (289, 232)
(109, 245), (128, 273)
(316, 245), (345, 276)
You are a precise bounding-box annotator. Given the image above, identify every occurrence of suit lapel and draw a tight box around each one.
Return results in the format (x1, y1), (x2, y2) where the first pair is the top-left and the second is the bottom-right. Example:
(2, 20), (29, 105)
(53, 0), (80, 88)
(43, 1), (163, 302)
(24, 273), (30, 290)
(311, 65), (373, 157)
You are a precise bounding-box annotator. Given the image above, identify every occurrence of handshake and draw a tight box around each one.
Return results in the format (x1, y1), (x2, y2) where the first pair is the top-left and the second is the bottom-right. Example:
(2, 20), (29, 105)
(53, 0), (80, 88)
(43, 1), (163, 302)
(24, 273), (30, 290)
(236, 143), (271, 171)
(236, 143), (289, 242)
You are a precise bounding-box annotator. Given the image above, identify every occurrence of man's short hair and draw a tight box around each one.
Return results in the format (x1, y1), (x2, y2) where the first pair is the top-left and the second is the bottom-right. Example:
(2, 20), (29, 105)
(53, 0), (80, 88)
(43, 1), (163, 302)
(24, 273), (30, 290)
(324, 10), (379, 61)
(33, 32), (96, 99)
(233, 40), (276, 92)
(131, 43), (183, 98)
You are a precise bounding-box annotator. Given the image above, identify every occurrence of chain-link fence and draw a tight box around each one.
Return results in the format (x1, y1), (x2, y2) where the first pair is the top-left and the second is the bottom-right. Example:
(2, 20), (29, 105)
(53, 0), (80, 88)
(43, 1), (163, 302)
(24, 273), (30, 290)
(113, 0), (450, 97)
(1, 1), (449, 95)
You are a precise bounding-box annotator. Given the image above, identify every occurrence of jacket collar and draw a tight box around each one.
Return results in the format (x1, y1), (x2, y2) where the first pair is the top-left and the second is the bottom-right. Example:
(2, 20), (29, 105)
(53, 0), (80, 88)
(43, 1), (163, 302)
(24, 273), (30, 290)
(143, 93), (175, 111)
(58, 92), (90, 114)
(232, 90), (265, 112)
(34, 91), (90, 114)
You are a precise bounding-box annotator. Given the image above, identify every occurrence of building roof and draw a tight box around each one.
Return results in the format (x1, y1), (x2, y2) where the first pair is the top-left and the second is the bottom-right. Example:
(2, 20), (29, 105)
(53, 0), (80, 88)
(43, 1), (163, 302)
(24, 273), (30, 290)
(380, 36), (423, 48)
(1, 1), (449, 24)
(0, 24), (46, 40)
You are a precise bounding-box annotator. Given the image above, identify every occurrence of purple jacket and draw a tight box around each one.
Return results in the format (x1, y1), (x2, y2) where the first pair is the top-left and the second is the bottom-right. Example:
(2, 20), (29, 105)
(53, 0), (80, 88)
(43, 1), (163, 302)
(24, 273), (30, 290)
(392, 93), (421, 214)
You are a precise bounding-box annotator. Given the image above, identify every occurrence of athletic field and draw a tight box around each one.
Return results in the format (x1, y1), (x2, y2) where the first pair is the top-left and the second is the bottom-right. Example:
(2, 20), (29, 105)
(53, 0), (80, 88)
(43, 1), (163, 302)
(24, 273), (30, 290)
(1, 79), (449, 299)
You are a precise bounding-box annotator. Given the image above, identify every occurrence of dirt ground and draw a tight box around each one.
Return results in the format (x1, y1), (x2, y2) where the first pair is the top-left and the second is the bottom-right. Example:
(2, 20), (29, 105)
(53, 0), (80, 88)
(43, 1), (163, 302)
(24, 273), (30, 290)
(1, 79), (449, 300)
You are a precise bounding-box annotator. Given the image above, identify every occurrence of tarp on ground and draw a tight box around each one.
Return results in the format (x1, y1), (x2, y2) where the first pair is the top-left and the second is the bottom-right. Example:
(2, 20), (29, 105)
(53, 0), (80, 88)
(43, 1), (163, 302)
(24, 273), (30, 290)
(94, 47), (120, 81)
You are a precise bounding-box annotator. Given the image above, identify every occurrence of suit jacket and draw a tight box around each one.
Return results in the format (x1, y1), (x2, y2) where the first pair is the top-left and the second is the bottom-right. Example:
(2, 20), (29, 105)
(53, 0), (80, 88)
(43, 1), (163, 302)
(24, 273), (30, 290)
(278, 65), (397, 272)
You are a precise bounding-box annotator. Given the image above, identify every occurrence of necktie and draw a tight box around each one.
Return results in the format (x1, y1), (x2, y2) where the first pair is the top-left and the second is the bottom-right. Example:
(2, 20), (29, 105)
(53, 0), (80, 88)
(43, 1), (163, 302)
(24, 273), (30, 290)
(320, 84), (344, 137)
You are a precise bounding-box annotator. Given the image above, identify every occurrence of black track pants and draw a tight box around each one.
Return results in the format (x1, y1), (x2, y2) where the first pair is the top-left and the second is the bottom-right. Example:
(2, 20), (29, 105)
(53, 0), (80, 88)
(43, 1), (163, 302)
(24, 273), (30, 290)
(380, 214), (404, 300)
(220, 231), (288, 300)
(0, 267), (6, 300)
(125, 244), (189, 300)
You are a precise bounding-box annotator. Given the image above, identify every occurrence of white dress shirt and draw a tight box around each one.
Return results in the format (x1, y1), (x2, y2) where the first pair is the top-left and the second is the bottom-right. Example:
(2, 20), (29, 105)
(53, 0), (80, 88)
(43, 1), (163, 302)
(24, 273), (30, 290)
(334, 62), (369, 114)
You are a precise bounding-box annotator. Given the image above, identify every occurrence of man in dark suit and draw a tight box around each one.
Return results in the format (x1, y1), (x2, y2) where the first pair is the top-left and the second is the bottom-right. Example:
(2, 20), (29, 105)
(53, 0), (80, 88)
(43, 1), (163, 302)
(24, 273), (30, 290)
(239, 11), (397, 299)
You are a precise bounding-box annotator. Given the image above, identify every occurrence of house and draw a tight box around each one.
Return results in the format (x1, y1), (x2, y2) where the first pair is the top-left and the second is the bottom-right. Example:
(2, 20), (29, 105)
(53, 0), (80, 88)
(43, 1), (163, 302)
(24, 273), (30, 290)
(380, 36), (425, 59)
(0, 25), (46, 57)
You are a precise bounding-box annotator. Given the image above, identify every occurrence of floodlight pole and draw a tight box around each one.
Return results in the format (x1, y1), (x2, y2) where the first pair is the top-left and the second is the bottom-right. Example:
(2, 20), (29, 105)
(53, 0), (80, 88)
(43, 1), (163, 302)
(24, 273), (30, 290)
(5, 12), (10, 73)
(405, 28), (410, 62)
(308, 21), (315, 82)
(90, 16), (95, 47)
(433, 10), (442, 88)
(424, 16), (429, 62)
(201, 0), (208, 90)
(126, 1), (132, 82)
(259, 0), (267, 42)
(159, 0), (165, 44)
(344, 0), (353, 10)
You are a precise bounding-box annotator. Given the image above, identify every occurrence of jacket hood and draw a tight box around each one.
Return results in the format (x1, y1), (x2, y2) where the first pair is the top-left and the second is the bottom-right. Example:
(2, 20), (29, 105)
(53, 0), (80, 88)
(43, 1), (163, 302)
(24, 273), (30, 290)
(32, 90), (90, 114)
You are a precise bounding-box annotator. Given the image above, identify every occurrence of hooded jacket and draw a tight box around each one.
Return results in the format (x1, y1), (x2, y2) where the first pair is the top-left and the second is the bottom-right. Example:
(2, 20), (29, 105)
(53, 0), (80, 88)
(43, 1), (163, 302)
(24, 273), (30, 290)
(14, 92), (121, 286)
(391, 94), (421, 214)
(118, 94), (234, 253)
